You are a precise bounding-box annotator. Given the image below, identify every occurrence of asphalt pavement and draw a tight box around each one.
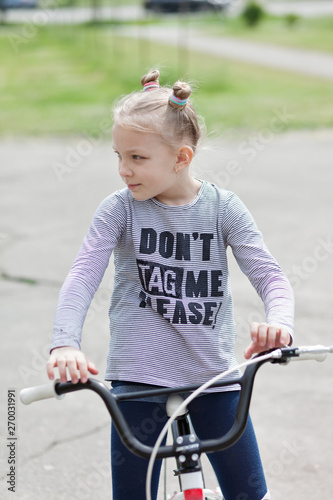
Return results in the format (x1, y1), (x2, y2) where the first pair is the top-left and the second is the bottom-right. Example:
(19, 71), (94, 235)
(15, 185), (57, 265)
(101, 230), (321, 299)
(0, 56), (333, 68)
(0, 128), (333, 499)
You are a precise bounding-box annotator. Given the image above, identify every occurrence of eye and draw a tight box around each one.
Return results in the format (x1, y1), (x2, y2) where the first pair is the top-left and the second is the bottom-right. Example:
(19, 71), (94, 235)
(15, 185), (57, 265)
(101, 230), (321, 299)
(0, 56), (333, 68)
(132, 154), (145, 160)
(113, 150), (121, 159)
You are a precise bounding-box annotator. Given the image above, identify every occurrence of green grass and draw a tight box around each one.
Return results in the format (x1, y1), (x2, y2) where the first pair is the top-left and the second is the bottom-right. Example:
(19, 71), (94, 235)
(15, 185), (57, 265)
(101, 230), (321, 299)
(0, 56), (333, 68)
(190, 12), (333, 54)
(0, 24), (333, 136)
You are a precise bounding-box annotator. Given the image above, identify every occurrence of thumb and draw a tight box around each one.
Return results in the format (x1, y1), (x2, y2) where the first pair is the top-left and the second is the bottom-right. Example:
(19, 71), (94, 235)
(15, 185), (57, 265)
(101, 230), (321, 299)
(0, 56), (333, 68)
(87, 360), (99, 375)
(244, 342), (256, 360)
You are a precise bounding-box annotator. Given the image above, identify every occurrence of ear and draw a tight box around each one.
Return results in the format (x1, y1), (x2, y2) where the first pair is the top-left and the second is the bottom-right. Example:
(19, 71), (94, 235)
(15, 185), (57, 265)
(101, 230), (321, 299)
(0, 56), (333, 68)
(175, 145), (194, 173)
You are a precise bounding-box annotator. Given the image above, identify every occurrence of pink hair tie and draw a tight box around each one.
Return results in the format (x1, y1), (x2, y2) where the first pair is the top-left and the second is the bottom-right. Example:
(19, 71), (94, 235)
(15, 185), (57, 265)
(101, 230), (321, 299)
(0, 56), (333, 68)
(143, 81), (159, 92)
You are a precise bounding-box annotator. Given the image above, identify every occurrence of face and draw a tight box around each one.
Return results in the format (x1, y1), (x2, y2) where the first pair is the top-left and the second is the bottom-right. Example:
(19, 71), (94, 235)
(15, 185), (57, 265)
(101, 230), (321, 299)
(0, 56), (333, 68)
(112, 124), (180, 203)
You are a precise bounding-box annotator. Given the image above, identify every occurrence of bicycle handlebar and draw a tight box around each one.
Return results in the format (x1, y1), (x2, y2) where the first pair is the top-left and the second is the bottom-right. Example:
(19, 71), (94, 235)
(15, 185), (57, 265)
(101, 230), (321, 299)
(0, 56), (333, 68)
(293, 345), (333, 361)
(19, 345), (333, 459)
(20, 379), (65, 405)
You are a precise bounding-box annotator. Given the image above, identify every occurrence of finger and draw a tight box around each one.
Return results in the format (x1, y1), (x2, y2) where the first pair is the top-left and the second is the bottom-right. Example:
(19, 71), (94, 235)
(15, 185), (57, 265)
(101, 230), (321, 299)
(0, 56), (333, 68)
(278, 327), (290, 346)
(244, 345), (252, 359)
(46, 356), (56, 381)
(66, 357), (80, 384)
(267, 325), (290, 347)
(258, 323), (268, 348)
(57, 356), (68, 383)
(244, 341), (257, 360)
(87, 361), (99, 375)
(250, 322), (259, 343)
(267, 325), (278, 349)
(77, 355), (89, 383)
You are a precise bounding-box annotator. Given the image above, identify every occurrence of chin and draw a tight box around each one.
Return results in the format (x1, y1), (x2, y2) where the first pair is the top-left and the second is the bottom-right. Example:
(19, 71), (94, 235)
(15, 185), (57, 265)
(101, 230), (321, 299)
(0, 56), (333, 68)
(130, 191), (151, 202)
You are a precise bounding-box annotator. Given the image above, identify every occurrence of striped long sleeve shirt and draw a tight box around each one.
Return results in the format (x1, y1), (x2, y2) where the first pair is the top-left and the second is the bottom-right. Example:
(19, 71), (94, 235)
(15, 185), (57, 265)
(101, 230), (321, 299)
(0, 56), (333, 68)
(51, 181), (294, 389)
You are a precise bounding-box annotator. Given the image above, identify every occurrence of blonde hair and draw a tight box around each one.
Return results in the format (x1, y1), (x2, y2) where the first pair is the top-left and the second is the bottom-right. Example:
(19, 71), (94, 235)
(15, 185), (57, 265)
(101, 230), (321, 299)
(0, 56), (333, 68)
(112, 70), (203, 153)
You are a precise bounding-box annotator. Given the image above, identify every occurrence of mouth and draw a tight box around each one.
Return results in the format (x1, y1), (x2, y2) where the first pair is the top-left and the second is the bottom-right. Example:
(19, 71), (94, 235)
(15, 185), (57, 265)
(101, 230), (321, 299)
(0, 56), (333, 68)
(127, 184), (141, 190)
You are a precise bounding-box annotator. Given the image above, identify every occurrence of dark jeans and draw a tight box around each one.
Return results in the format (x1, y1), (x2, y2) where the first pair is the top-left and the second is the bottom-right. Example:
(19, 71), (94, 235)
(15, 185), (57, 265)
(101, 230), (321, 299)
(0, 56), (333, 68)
(111, 390), (268, 500)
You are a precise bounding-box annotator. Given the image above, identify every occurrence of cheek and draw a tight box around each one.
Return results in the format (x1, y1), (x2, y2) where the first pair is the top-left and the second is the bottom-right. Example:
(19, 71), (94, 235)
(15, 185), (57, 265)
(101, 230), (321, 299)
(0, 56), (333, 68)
(155, 158), (177, 178)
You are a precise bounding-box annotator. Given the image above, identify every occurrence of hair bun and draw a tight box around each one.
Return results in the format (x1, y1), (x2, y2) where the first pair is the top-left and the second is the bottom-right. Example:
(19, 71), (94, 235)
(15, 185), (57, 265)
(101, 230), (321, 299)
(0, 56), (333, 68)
(172, 81), (191, 100)
(169, 81), (191, 109)
(141, 70), (160, 87)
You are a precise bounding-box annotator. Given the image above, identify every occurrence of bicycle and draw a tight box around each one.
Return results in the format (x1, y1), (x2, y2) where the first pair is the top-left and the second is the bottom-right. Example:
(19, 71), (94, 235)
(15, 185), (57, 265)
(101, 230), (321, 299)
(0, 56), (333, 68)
(20, 344), (333, 500)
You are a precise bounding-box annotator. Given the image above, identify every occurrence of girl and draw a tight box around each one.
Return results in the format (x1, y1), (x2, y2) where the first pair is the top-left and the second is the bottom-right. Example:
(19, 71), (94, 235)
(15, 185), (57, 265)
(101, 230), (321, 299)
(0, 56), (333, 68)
(47, 70), (294, 500)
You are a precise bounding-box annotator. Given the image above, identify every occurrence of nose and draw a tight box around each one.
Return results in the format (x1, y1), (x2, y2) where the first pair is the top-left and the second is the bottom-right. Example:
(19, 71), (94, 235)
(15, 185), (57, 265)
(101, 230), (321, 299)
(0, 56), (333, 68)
(118, 159), (133, 178)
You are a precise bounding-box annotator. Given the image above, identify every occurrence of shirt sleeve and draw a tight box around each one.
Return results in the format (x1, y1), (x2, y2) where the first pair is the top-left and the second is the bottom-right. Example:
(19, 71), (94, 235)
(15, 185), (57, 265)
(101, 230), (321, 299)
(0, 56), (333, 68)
(50, 192), (127, 351)
(222, 192), (294, 339)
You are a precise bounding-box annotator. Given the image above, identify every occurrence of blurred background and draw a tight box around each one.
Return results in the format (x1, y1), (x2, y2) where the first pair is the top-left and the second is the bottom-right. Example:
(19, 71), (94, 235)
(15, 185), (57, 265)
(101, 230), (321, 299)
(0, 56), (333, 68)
(1, 1), (333, 499)
(1, 0), (333, 135)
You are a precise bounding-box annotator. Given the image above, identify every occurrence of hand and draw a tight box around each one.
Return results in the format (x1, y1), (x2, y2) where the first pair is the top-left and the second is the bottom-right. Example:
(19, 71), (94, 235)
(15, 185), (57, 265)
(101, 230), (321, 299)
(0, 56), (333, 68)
(244, 322), (291, 360)
(46, 346), (99, 384)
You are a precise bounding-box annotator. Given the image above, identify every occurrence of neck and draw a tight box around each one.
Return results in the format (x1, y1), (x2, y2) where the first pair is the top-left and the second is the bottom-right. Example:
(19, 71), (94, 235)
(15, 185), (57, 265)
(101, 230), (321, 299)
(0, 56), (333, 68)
(155, 176), (202, 206)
